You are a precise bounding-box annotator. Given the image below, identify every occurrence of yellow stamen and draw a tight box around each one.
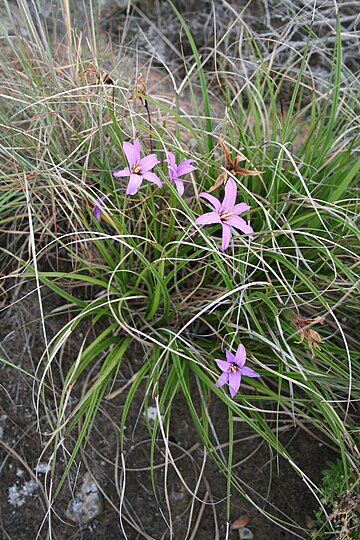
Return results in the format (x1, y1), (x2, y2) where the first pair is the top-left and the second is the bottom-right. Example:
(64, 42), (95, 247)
(220, 207), (236, 222)
(229, 363), (241, 373)
(132, 162), (142, 174)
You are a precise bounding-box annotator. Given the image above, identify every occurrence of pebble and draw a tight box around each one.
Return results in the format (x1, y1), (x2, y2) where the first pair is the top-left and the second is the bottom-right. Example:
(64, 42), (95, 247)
(239, 527), (254, 539)
(305, 514), (316, 529)
(8, 479), (37, 507)
(144, 406), (158, 422)
(231, 514), (250, 529)
(65, 472), (102, 526)
(34, 463), (52, 474)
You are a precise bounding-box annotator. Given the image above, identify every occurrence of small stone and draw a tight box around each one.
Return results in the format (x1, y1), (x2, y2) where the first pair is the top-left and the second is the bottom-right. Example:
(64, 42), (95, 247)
(239, 527), (254, 540)
(0, 415), (7, 439)
(65, 472), (102, 526)
(8, 479), (37, 507)
(99, 0), (129, 13)
(305, 515), (316, 529)
(231, 514), (250, 529)
(144, 406), (158, 422)
(34, 463), (51, 474)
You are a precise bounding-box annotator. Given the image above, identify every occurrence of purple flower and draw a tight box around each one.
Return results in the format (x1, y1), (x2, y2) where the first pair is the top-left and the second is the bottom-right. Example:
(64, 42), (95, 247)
(194, 178), (254, 250)
(215, 344), (260, 398)
(93, 195), (106, 222)
(165, 150), (196, 196)
(113, 139), (162, 195)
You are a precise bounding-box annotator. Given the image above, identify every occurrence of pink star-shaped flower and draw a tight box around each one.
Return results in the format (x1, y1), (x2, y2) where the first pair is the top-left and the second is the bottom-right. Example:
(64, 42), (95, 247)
(195, 178), (254, 250)
(215, 344), (260, 398)
(113, 139), (162, 195)
(165, 150), (196, 196)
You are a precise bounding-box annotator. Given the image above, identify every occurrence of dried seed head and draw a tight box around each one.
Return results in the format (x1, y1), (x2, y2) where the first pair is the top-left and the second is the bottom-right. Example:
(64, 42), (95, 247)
(209, 137), (263, 192)
(83, 64), (114, 85)
(207, 170), (228, 192)
(293, 315), (324, 358)
(128, 72), (147, 104)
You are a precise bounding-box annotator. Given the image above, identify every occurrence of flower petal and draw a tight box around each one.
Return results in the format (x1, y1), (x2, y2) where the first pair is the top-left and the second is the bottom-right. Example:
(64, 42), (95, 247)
(242, 366), (261, 378)
(173, 179), (184, 196)
(127, 174), (143, 195)
(142, 171), (162, 188)
(123, 141), (140, 167)
(247, 221), (255, 241)
(195, 212), (222, 226)
(226, 215), (254, 234)
(234, 344), (246, 367)
(221, 223), (232, 250)
(222, 178), (237, 210)
(93, 195), (105, 222)
(229, 370), (241, 397)
(133, 138), (141, 156)
(139, 154), (159, 172)
(225, 350), (235, 364)
(232, 202), (251, 215)
(93, 206), (101, 222)
(168, 166), (178, 180)
(214, 359), (232, 372)
(165, 150), (177, 170)
(215, 372), (229, 388)
(199, 192), (222, 212)
(176, 159), (197, 177)
(113, 166), (131, 178)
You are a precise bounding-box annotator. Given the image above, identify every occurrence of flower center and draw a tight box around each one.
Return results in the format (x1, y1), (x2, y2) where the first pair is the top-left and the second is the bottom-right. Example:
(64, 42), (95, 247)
(131, 161), (142, 174)
(219, 207), (235, 222)
(229, 363), (241, 373)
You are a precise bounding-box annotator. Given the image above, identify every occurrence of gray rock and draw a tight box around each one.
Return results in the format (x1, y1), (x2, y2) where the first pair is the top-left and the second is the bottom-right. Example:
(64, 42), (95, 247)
(239, 527), (254, 540)
(101, 0), (129, 11)
(65, 472), (102, 526)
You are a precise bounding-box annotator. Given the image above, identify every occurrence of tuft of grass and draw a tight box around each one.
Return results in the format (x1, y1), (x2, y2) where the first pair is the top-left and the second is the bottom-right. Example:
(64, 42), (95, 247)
(312, 459), (359, 539)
